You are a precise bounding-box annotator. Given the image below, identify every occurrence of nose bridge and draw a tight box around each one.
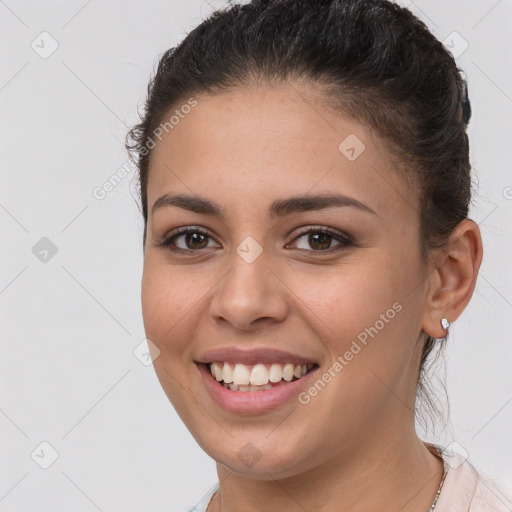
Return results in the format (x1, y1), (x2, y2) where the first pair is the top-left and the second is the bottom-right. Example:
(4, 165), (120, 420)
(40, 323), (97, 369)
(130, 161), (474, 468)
(209, 243), (289, 329)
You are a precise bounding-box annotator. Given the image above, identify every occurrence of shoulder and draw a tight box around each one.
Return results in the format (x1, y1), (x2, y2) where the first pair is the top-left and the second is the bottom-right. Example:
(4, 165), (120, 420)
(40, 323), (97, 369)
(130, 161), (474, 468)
(434, 449), (512, 512)
(472, 476), (512, 512)
(187, 482), (219, 512)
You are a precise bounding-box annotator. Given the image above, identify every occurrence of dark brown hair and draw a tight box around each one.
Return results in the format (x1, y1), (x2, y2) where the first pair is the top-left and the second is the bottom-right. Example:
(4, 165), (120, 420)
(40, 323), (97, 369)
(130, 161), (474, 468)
(126, 0), (473, 426)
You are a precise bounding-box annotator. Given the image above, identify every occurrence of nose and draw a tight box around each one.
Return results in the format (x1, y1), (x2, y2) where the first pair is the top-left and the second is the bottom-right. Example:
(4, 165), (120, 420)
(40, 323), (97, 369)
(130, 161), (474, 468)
(209, 252), (290, 332)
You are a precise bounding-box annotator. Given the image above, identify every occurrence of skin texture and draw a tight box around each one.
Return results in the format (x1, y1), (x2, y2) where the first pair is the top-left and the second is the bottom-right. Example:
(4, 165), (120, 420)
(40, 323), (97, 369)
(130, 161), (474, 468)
(141, 83), (483, 512)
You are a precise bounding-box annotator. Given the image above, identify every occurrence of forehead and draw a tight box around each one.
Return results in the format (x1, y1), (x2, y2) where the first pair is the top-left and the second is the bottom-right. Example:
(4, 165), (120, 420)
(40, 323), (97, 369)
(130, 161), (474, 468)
(147, 84), (416, 220)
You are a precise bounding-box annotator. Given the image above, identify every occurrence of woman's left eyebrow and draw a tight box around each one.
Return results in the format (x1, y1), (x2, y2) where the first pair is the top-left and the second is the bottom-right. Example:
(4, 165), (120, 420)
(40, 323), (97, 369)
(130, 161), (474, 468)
(268, 193), (378, 218)
(151, 192), (378, 218)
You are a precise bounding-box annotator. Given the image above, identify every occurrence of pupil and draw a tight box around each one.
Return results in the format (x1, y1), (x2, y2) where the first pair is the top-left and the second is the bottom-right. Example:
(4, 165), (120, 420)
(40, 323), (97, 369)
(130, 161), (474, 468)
(309, 232), (331, 250)
(186, 233), (207, 249)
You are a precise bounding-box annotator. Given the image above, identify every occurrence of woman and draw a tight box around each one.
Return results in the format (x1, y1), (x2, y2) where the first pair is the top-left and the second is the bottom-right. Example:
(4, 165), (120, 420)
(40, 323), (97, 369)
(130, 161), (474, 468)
(126, 0), (511, 510)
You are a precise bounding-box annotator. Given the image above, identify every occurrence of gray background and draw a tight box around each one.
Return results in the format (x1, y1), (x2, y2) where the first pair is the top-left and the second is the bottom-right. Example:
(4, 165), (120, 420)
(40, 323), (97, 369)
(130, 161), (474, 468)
(1, 0), (511, 510)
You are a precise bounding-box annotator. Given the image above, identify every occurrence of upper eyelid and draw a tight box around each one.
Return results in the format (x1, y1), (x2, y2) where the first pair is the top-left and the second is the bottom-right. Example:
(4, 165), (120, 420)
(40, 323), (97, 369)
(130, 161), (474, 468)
(168, 225), (216, 238)
(290, 225), (351, 239)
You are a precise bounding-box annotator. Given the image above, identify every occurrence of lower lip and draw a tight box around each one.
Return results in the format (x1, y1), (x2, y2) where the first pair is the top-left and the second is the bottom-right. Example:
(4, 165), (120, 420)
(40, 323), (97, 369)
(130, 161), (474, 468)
(197, 363), (318, 414)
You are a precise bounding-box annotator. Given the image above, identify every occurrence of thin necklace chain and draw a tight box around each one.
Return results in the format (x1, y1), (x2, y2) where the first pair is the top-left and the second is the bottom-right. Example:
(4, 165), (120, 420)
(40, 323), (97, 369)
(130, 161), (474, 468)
(428, 459), (449, 512)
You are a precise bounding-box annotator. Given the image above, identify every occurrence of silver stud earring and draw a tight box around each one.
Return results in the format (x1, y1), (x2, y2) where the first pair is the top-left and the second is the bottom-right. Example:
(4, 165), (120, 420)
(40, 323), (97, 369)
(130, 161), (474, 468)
(441, 317), (450, 330)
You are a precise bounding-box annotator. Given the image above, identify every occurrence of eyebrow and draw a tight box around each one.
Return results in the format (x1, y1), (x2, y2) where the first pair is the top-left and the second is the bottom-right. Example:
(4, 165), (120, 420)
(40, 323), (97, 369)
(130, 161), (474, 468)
(151, 192), (377, 218)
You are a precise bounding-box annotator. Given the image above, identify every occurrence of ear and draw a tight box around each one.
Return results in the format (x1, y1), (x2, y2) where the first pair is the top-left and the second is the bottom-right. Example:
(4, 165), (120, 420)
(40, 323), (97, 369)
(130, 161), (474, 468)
(422, 219), (483, 338)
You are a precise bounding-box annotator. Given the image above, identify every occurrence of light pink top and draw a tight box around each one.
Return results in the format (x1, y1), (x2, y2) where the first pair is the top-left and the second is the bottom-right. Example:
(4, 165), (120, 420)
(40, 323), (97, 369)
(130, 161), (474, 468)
(428, 443), (512, 512)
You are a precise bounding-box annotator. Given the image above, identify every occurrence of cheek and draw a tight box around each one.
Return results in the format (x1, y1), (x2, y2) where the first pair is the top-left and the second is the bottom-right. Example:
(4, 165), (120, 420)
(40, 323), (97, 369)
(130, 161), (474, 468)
(141, 257), (207, 361)
(288, 254), (402, 338)
(288, 252), (420, 396)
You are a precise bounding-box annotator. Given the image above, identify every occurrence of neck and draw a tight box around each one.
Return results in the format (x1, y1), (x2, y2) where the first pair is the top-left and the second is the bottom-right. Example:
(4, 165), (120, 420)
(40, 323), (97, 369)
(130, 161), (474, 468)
(210, 430), (445, 512)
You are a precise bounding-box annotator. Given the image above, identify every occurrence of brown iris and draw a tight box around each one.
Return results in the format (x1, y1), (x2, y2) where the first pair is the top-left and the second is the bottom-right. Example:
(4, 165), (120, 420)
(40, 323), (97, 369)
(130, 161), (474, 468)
(185, 232), (209, 249)
(308, 232), (332, 250)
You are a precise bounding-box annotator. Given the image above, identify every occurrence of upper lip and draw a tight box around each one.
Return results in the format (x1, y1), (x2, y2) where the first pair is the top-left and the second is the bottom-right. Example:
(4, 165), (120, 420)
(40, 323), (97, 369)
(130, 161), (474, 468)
(196, 347), (318, 366)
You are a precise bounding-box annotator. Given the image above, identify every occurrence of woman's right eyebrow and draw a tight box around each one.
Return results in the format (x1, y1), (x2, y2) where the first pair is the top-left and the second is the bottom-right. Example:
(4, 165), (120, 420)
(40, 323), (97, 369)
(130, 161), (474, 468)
(151, 192), (378, 218)
(151, 193), (222, 217)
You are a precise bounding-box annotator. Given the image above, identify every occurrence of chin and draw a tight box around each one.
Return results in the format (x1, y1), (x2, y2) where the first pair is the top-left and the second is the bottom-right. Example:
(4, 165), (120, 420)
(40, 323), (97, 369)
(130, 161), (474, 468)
(192, 427), (319, 479)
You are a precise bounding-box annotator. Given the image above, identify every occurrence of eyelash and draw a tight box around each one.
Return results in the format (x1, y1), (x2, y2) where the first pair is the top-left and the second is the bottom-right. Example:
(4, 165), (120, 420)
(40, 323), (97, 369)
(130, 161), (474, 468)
(158, 225), (355, 253)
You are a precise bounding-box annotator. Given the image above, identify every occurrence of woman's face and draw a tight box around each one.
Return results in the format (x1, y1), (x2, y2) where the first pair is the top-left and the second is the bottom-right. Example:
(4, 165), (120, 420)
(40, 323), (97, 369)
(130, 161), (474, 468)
(141, 83), (431, 477)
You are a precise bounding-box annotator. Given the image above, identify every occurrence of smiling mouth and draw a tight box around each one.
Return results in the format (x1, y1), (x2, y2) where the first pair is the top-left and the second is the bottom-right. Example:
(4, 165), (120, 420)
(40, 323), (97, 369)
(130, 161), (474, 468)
(207, 361), (317, 392)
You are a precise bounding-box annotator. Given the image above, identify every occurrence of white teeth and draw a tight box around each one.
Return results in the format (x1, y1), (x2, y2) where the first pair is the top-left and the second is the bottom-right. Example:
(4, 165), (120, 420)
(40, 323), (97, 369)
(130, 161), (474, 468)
(282, 363), (294, 381)
(209, 361), (315, 390)
(222, 362), (233, 383)
(269, 363), (283, 383)
(211, 362), (223, 381)
(232, 364), (251, 386)
(250, 364), (269, 386)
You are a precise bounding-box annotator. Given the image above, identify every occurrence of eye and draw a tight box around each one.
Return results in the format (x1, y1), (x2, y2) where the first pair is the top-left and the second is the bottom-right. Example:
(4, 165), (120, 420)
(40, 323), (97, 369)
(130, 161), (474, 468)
(287, 226), (354, 252)
(159, 227), (220, 251)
